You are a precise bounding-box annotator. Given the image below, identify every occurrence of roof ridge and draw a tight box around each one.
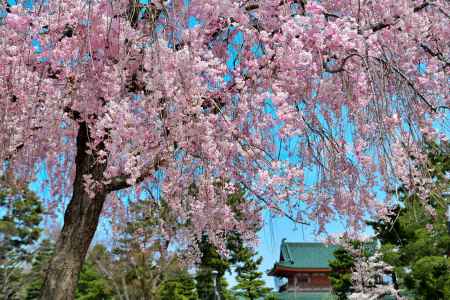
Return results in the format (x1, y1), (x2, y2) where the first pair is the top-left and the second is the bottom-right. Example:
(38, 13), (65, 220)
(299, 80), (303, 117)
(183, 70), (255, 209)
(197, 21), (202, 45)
(275, 241), (338, 269)
(285, 242), (326, 243)
(285, 242), (335, 246)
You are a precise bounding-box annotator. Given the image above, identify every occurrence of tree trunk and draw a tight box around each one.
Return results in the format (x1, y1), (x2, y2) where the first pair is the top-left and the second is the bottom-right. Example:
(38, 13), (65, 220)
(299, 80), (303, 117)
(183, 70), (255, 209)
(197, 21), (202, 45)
(41, 122), (108, 300)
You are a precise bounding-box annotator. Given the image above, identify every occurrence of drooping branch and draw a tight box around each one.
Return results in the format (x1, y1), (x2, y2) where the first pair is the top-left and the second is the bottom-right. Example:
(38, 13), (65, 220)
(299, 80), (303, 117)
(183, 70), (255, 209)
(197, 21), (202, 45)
(420, 43), (450, 70)
(2, 124), (42, 165)
(239, 181), (310, 225)
(373, 57), (437, 113)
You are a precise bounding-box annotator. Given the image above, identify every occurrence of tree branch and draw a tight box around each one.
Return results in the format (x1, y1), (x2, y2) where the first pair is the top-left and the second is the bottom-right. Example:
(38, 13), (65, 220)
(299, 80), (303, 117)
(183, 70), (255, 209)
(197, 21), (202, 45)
(63, 106), (82, 121)
(106, 157), (168, 192)
(420, 43), (450, 69)
(323, 53), (361, 74)
(374, 57), (437, 112)
(239, 181), (310, 225)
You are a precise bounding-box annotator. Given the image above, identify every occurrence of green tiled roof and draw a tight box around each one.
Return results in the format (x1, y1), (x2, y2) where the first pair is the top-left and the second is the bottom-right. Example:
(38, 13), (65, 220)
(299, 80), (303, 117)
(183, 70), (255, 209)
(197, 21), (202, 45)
(278, 241), (338, 269)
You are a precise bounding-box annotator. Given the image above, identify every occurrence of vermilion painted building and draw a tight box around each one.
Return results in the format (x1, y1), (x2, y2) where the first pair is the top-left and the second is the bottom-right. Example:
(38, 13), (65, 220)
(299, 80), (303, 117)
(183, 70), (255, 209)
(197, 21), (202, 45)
(268, 239), (338, 296)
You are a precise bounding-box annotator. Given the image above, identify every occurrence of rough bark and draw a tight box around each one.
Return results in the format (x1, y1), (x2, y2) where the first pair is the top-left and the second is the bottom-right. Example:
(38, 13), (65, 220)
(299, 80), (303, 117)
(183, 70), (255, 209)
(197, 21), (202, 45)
(40, 122), (108, 300)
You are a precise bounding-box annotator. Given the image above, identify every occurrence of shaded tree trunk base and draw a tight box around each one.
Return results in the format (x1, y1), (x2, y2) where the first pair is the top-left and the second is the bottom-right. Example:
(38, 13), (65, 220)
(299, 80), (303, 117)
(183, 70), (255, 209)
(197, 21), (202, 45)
(40, 190), (107, 300)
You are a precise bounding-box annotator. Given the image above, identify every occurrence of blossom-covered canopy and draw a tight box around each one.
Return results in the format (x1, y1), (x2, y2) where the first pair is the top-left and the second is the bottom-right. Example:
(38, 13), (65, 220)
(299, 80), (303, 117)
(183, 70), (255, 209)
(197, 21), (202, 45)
(1, 0), (448, 243)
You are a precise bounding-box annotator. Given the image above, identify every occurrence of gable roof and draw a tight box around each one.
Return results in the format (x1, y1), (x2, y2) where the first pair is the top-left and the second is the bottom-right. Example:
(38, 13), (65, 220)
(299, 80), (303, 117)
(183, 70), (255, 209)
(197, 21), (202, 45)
(277, 240), (338, 269)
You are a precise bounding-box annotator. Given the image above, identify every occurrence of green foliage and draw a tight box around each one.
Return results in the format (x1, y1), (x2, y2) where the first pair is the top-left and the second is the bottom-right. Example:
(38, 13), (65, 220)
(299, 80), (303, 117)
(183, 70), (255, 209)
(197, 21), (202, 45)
(159, 270), (198, 300)
(0, 182), (43, 299)
(0, 266), (24, 300)
(195, 268), (217, 300)
(0, 183), (43, 257)
(369, 141), (450, 299)
(233, 248), (271, 300)
(219, 277), (238, 300)
(263, 293), (279, 300)
(195, 237), (232, 300)
(24, 239), (55, 300)
(329, 248), (354, 300)
(407, 256), (450, 300)
(75, 257), (113, 300)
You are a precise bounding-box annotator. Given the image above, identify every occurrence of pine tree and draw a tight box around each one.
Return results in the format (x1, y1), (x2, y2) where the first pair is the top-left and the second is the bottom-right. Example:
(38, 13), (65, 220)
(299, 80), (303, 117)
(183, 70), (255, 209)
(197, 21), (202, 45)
(24, 239), (55, 300)
(329, 248), (354, 300)
(0, 182), (43, 257)
(75, 258), (113, 300)
(159, 269), (198, 300)
(0, 181), (43, 299)
(233, 248), (271, 300)
(195, 186), (262, 300)
(195, 236), (235, 300)
(176, 271), (198, 300)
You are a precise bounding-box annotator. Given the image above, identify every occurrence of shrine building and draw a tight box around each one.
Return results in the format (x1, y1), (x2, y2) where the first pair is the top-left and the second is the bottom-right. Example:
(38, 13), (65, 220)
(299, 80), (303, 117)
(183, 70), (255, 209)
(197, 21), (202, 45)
(268, 239), (338, 300)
